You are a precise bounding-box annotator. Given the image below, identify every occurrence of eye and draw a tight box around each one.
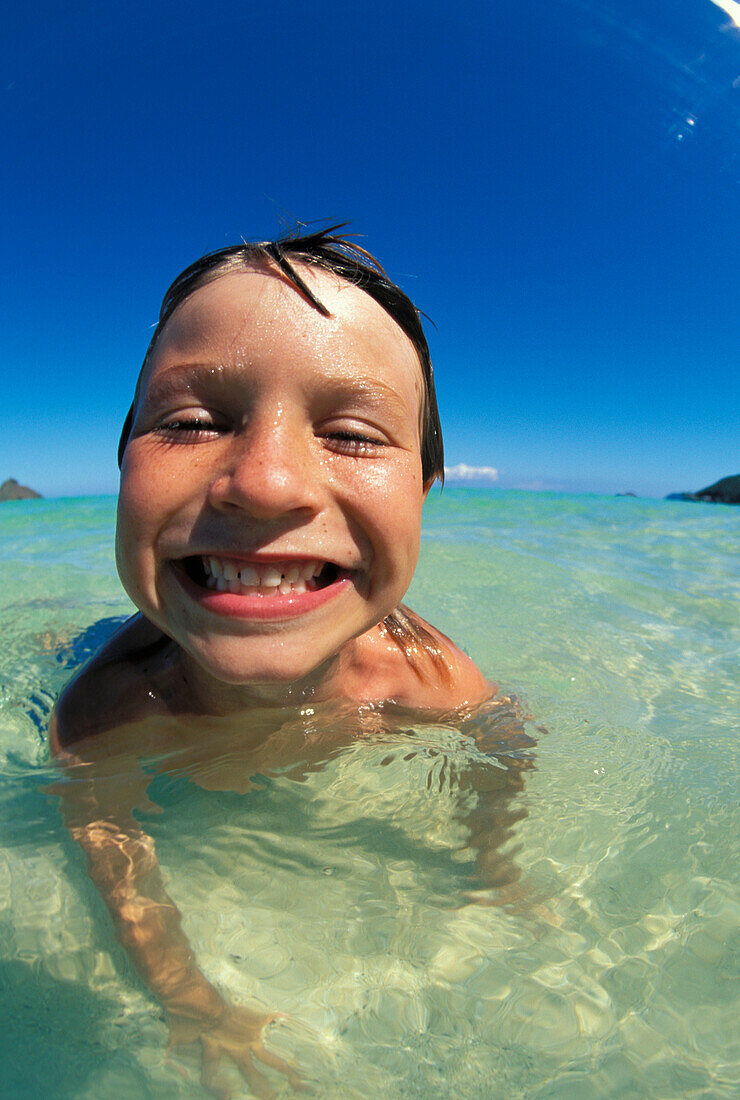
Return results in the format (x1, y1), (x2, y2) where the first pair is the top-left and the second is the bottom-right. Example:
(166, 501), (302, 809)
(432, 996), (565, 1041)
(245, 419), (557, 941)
(321, 429), (387, 456)
(154, 413), (226, 441)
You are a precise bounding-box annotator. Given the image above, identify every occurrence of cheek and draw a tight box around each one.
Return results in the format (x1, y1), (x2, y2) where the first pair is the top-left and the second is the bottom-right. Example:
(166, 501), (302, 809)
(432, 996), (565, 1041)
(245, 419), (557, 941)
(115, 489), (148, 599)
(118, 446), (155, 513)
(341, 458), (425, 563)
(115, 453), (167, 590)
(116, 467), (154, 554)
(117, 444), (194, 528)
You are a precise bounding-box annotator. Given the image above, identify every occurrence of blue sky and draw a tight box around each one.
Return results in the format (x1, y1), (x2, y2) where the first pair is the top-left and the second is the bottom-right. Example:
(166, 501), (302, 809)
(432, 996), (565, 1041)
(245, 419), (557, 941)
(2, 0), (738, 499)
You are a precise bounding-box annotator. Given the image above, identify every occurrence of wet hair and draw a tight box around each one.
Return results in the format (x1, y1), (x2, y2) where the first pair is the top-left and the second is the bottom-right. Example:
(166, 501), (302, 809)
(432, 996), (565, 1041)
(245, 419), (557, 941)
(117, 224), (444, 485)
(117, 225), (450, 682)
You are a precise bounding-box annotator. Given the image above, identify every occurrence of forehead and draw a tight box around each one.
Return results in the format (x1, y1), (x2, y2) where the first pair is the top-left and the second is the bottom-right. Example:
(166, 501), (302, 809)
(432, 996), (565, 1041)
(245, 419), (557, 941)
(142, 264), (424, 405)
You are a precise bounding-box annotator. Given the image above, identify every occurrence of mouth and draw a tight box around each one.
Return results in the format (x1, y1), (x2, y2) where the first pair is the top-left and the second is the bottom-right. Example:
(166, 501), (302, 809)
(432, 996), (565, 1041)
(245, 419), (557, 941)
(181, 555), (343, 596)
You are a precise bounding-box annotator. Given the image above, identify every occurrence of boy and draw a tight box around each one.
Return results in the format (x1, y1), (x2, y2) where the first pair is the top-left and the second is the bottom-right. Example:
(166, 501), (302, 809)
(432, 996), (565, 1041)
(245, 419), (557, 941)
(51, 228), (520, 1097)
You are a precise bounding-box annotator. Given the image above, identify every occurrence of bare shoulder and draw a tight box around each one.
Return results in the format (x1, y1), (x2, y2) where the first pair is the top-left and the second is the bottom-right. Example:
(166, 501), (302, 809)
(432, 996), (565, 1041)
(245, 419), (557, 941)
(50, 614), (170, 754)
(349, 611), (494, 711)
(406, 615), (495, 710)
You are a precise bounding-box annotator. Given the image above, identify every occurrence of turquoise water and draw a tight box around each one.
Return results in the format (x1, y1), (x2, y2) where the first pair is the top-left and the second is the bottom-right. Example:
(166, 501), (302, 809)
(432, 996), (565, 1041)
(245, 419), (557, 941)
(0, 489), (737, 1098)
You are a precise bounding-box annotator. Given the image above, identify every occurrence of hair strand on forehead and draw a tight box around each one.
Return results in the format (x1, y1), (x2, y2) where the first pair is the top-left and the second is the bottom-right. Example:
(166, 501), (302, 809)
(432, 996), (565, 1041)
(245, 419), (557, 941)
(262, 243), (331, 317)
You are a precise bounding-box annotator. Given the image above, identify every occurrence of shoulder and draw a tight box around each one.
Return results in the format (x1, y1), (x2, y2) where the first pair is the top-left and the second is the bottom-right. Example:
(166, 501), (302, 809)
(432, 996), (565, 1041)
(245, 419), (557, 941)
(404, 615), (495, 711)
(50, 614), (170, 753)
(347, 609), (494, 712)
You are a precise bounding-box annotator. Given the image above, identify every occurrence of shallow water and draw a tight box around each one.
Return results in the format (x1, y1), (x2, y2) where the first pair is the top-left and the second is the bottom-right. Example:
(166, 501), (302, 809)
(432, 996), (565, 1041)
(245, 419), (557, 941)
(0, 490), (737, 1098)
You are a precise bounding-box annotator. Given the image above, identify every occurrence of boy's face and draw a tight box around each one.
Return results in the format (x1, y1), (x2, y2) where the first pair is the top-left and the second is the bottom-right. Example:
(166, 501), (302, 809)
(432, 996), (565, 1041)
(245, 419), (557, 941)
(116, 264), (429, 691)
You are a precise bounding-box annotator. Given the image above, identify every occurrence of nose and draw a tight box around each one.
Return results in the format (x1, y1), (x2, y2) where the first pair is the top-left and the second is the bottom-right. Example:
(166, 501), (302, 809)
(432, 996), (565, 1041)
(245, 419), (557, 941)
(207, 416), (323, 521)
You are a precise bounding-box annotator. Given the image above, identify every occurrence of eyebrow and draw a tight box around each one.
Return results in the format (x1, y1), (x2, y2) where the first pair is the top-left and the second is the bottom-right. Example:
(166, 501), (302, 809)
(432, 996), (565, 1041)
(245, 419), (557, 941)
(138, 363), (234, 406)
(316, 375), (418, 421)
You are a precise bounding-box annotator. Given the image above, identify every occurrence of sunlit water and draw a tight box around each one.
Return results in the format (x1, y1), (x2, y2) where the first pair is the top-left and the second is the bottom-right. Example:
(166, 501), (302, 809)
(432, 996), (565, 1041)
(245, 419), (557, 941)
(0, 490), (737, 1099)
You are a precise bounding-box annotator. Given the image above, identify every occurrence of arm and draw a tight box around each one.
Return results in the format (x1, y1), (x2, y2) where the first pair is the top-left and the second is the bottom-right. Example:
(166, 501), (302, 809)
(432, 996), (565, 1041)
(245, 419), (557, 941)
(68, 812), (226, 1024)
(458, 756), (529, 891)
(455, 697), (541, 899)
(50, 713), (299, 1098)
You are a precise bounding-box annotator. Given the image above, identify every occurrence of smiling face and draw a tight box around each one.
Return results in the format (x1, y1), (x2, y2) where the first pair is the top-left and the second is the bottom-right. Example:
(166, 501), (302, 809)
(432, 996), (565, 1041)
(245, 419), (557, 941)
(115, 263), (429, 697)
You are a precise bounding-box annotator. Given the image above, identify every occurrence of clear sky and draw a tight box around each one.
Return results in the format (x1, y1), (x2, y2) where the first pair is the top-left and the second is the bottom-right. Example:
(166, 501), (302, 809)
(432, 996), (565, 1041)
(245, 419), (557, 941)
(2, 0), (738, 499)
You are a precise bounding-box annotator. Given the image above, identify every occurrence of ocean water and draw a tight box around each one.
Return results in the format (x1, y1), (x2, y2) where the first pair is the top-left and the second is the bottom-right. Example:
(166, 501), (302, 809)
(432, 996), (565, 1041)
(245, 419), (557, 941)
(0, 489), (737, 1099)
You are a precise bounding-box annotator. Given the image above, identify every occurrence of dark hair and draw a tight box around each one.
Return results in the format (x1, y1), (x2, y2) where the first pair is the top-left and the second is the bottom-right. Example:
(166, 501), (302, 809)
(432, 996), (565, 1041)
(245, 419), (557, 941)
(117, 225), (444, 485)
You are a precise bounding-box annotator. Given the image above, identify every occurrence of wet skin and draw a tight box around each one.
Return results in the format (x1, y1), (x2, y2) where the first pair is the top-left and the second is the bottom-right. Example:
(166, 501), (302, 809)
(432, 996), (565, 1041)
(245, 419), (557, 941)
(116, 263), (433, 707)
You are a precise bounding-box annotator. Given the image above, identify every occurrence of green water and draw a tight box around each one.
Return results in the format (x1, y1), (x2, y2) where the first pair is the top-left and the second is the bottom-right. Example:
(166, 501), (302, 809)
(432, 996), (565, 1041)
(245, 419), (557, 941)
(0, 490), (737, 1098)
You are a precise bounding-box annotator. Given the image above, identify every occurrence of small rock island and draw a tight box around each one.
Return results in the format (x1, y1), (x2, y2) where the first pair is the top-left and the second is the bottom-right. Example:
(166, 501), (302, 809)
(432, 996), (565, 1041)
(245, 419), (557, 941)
(666, 474), (740, 505)
(0, 478), (43, 502)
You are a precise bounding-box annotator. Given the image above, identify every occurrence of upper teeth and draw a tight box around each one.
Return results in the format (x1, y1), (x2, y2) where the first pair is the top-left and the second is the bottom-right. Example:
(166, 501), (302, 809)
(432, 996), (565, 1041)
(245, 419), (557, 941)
(202, 556), (324, 592)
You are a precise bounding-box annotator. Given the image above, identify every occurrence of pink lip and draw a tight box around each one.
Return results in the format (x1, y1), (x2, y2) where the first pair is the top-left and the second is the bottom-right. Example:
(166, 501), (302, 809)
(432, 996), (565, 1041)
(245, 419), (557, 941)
(171, 562), (354, 621)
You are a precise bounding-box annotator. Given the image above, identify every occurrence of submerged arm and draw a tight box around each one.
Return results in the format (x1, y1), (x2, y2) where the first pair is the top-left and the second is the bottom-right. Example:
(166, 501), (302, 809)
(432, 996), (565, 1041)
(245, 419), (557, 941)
(70, 812), (226, 1023)
(458, 758), (529, 891)
(455, 700), (539, 896)
(49, 714), (299, 1097)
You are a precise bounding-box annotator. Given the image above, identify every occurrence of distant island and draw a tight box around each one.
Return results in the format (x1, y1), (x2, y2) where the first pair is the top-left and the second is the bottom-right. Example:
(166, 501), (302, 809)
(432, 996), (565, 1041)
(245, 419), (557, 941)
(0, 478), (43, 502)
(666, 474), (740, 505)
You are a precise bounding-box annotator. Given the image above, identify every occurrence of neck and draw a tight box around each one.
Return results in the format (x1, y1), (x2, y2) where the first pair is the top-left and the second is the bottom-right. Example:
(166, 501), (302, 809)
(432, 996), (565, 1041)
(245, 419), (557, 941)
(169, 646), (355, 718)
